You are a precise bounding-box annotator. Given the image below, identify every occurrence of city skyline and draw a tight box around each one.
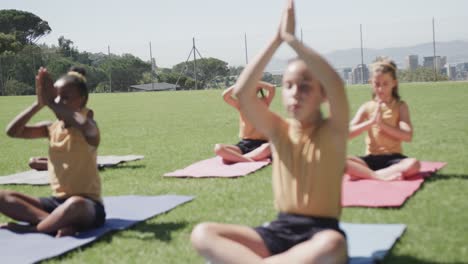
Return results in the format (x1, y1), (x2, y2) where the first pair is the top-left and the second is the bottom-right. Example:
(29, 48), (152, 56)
(2, 0), (468, 67)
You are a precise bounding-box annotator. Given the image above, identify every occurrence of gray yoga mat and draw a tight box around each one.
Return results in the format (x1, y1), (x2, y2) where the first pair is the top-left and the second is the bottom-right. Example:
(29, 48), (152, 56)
(343, 223), (406, 264)
(0, 195), (193, 264)
(0, 155), (144, 185)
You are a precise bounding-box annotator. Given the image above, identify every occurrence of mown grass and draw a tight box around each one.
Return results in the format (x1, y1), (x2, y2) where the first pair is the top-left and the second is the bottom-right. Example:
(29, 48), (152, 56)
(0, 81), (467, 263)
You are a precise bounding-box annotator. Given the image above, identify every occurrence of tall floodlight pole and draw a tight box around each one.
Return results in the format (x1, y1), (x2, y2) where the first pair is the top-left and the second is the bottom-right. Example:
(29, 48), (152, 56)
(432, 17), (437, 81)
(175, 38), (204, 90)
(360, 24), (365, 84)
(149, 41), (154, 90)
(0, 57), (3, 96)
(108, 45), (112, 93)
(192, 38), (198, 90)
(244, 33), (249, 64)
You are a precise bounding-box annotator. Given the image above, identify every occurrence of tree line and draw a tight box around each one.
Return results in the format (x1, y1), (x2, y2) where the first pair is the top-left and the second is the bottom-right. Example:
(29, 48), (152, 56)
(0, 10), (261, 96)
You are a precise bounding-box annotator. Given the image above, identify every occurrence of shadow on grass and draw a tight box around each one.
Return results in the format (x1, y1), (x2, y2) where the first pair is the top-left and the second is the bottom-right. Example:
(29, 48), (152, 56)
(425, 173), (468, 182)
(43, 221), (189, 263)
(118, 221), (189, 242)
(383, 254), (466, 264)
(100, 164), (146, 171)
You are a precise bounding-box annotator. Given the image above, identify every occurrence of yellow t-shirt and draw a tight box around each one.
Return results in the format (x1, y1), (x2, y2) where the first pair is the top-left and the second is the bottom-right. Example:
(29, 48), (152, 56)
(47, 108), (102, 204)
(364, 100), (403, 155)
(271, 119), (346, 218)
(238, 112), (267, 140)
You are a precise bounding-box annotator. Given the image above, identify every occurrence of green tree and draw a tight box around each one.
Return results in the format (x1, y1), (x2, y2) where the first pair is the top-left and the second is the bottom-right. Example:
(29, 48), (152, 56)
(4, 79), (33, 95)
(398, 68), (448, 82)
(0, 10), (51, 45)
(58, 36), (79, 59)
(97, 54), (151, 92)
(0, 33), (22, 53)
(172, 57), (229, 89)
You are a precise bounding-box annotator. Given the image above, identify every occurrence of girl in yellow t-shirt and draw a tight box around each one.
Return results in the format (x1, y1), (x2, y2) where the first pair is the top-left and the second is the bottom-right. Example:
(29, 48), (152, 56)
(346, 59), (420, 181)
(0, 67), (105, 237)
(191, 1), (349, 263)
(214, 82), (275, 163)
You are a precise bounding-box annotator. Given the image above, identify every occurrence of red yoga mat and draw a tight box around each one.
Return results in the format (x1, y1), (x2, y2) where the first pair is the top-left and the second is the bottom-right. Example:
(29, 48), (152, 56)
(164, 157), (271, 178)
(342, 161), (447, 207)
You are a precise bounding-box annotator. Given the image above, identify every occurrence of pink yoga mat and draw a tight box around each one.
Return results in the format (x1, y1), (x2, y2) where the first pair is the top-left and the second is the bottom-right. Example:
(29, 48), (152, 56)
(164, 157), (270, 178)
(342, 161), (447, 207)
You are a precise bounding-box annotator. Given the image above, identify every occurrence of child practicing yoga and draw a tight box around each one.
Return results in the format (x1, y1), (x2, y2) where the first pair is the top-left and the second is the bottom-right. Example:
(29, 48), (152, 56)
(214, 82), (275, 163)
(0, 66), (105, 237)
(26, 109), (96, 171)
(191, 1), (349, 263)
(346, 58), (420, 181)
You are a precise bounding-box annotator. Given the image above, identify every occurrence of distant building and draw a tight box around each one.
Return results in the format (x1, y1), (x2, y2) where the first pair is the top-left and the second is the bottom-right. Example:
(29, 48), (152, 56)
(351, 64), (369, 84)
(455, 62), (468, 80)
(405, 55), (419, 70)
(423, 56), (447, 72)
(445, 65), (457, 80)
(337, 67), (352, 84)
(130, 82), (179, 92)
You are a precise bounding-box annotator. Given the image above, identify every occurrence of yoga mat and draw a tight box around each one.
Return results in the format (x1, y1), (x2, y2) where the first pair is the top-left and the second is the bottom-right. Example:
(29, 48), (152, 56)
(0, 170), (49, 185)
(164, 157), (270, 178)
(0, 195), (193, 264)
(342, 161), (446, 207)
(97, 155), (144, 168)
(0, 155), (145, 185)
(343, 223), (406, 264)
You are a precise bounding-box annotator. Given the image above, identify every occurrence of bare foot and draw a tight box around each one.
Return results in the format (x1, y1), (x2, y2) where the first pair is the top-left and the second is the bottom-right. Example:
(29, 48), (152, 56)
(381, 173), (403, 181)
(56, 226), (77, 237)
(0, 222), (37, 233)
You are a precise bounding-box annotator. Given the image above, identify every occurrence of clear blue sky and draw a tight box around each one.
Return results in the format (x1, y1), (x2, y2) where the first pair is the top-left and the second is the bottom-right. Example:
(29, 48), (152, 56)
(2, 0), (468, 67)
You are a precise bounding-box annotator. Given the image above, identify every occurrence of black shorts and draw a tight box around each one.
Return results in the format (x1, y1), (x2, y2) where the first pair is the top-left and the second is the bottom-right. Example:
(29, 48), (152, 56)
(235, 139), (268, 154)
(39, 196), (106, 228)
(359, 153), (408, 171)
(254, 213), (346, 255)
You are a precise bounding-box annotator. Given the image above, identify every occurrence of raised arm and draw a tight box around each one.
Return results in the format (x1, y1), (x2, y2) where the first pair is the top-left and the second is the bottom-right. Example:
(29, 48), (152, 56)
(280, 1), (349, 133)
(5, 69), (51, 139)
(258, 81), (276, 105)
(233, 36), (284, 140)
(348, 103), (376, 139)
(222, 85), (240, 109)
(378, 102), (413, 142)
(233, 8), (288, 140)
(41, 69), (100, 147)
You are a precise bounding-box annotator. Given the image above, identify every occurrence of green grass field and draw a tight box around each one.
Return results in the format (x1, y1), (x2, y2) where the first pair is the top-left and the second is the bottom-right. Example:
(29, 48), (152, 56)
(0, 81), (467, 263)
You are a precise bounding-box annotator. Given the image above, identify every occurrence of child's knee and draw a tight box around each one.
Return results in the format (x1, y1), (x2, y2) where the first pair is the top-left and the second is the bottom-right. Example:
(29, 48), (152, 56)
(0, 190), (14, 205)
(63, 196), (92, 216)
(213, 144), (225, 155)
(0, 190), (9, 204)
(28, 157), (36, 165)
(409, 158), (420, 169)
(315, 230), (347, 259)
(191, 222), (217, 251)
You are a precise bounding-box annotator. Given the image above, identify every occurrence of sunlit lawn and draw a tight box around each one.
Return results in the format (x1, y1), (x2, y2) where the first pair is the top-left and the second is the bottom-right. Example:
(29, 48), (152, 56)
(0, 81), (467, 263)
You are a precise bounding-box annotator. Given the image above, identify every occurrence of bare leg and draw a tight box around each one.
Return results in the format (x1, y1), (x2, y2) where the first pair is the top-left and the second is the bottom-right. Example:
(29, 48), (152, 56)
(214, 144), (253, 163)
(0, 190), (49, 225)
(244, 143), (271, 161)
(264, 230), (347, 264)
(375, 158), (421, 181)
(191, 222), (271, 264)
(346, 158), (377, 180)
(36, 196), (96, 237)
(28, 157), (48, 171)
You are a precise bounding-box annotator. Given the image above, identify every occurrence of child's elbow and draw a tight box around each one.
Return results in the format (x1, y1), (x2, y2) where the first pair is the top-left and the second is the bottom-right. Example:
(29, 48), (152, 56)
(5, 125), (16, 137)
(404, 133), (413, 142)
(232, 88), (246, 100)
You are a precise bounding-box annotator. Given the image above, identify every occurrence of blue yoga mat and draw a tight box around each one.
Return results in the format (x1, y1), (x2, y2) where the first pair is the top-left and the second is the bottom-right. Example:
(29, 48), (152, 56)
(1, 196), (404, 264)
(0, 195), (193, 264)
(343, 223), (406, 264)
